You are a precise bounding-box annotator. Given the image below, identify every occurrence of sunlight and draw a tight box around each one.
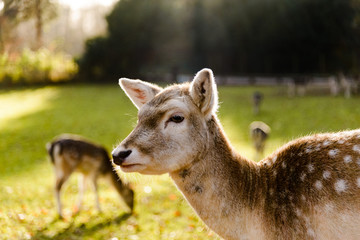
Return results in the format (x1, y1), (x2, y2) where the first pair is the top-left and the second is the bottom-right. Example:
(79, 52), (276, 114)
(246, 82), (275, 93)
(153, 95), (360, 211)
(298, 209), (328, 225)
(221, 117), (253, 159)
(0, 1), (4, 12)
(221, 117), (284, 161)
(57, 0), (117, 10)
(0, 88), (59, 128)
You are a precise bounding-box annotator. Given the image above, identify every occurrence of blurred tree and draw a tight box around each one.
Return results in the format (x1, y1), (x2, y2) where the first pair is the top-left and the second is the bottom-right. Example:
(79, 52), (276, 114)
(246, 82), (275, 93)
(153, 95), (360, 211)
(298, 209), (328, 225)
(0, 0), (21, 52)
(78, 0), (186, 81)
(78, 0), (360, 81)
(236, 0), (359, 74)
(0, 0), (57, 52)
(21, 0), (57, 49)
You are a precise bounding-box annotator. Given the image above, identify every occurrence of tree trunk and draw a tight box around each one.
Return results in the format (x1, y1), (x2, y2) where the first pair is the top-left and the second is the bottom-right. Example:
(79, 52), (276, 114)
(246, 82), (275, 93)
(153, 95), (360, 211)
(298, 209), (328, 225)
(35, 0), (42, 49)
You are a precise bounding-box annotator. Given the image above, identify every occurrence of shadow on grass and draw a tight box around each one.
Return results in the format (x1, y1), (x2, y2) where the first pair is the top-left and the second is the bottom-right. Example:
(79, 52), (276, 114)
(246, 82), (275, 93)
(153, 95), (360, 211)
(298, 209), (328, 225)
(31, 213), (132, 240)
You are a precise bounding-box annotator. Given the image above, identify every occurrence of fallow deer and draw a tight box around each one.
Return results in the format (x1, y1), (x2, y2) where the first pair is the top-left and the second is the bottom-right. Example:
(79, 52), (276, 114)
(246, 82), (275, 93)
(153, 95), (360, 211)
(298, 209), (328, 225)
(253, 92), (263, 115)
(250, 121), (271, 160)
(47, 134), (134, 218)
(112, 69), (360, 240)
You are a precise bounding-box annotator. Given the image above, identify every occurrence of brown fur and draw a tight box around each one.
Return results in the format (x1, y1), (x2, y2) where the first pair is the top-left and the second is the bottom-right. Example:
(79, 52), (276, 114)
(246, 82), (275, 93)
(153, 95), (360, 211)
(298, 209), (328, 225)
(47, 134), (134, 218)
(113, 69), (360, 240)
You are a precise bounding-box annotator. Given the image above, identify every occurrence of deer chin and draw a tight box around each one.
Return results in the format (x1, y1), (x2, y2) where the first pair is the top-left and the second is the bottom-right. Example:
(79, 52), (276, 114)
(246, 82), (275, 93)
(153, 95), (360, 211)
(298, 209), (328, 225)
(122, 161), (172, 175)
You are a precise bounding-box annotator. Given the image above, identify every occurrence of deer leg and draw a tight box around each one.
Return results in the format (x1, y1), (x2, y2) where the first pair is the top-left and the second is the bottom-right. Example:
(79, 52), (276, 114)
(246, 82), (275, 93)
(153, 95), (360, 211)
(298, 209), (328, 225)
(91, 175), (101, 212)
(55, 177), (64, 218)
(54, 170), (71, 218)
(76, 174), (86, 213)
(53, 155), (75, 219)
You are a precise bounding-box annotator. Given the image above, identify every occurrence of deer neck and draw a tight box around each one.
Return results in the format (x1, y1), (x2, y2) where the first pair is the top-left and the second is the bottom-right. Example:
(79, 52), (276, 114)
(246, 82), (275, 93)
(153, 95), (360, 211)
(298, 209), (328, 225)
(169, 116), (266, 239)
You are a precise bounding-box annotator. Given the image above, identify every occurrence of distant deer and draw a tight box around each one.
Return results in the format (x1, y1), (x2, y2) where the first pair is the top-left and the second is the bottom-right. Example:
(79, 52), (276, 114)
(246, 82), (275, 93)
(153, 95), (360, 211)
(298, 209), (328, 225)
(47, 134), (134, 218)
(112, 69), (360, 240)
(328, 76), (340, 96)
(249, 121), (271, 160)
(339, 73), (352, 99)
(252, 92), (263, 115)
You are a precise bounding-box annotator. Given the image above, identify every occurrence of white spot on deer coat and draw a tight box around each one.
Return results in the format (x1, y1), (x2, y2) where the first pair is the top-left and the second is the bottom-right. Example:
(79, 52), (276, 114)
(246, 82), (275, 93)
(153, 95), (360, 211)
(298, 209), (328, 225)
(307, 228), (316, 237)
(334, 179), (348, 194)
(357, 158), (360, 167)
(300, 172), (306, 181)
(301, 195), (306, 201)
(307, 164), (314, 173)
(323, 140), (331, 146)
(344, 155), (352, 163)
(272, 156), (277, 163)
(281, 162), (286, 169)
(356, 178), (360, 188)
(328, 149), (339, 157)
(269, 188), (274, 196)
(323, 170), (331, 180)
(353, 145), (360, 153)
(305, 147), (313, 153)
(315, 180), (323, 190)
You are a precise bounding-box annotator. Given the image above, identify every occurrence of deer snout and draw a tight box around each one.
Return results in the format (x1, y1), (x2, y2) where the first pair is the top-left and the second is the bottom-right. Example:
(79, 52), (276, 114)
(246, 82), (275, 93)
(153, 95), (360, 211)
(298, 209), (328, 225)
(112, 148), (132, 165)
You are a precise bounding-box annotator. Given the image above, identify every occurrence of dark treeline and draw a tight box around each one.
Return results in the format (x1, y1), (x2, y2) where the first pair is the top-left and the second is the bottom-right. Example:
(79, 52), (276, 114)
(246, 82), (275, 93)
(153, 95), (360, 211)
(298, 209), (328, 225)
(77, 0), (360, 81)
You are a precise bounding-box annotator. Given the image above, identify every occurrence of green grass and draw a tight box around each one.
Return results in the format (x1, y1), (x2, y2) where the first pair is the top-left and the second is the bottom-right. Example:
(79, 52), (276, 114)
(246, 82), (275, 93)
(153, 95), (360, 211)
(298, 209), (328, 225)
(1, 84), (360, 239)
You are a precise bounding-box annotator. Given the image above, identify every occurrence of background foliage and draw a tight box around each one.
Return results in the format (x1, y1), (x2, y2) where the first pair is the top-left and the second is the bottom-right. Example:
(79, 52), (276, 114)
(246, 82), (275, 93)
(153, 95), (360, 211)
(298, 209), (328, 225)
(78, 0), (360, 81)
(1, 0), (360, 84)
(0, 48), (78, 85)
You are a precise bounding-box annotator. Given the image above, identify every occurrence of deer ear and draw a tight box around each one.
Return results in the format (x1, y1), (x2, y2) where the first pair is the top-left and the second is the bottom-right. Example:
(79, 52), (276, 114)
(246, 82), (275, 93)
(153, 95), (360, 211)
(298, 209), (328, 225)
(190, 68), (218, 118)
(119, 78), (162, 109)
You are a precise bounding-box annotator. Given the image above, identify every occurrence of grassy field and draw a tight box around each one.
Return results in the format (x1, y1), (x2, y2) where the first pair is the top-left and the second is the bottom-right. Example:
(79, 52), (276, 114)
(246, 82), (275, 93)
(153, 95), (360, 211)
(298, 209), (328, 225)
(1, 83), (360, 239)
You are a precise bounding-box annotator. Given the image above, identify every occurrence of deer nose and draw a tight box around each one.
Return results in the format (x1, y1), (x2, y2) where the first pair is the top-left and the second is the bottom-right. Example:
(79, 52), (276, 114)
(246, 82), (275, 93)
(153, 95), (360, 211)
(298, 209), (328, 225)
(112, 149), (132, 165)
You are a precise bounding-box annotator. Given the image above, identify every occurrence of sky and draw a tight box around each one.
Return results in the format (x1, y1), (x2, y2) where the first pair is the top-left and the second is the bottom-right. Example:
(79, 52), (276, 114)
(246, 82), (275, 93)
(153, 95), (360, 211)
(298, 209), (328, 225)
(57, 0), (118, 10)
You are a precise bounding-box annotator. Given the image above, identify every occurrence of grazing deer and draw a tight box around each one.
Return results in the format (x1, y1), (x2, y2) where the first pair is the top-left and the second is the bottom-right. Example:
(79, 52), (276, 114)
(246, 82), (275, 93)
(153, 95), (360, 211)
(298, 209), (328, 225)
(249, 121), (271, 160)
(112, 69), (360, 240)
(47, 134), (134, 218)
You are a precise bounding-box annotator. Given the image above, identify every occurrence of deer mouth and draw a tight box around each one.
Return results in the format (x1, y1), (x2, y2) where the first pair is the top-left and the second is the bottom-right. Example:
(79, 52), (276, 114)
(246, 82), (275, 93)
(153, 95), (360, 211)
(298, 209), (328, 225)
(120, 163), (145, 172)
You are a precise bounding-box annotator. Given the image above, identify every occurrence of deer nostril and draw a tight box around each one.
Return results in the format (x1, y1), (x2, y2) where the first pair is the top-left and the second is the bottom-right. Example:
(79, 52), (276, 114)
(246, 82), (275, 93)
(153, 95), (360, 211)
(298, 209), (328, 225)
(119, 150), (132, 159)
(112, 150), (132, 165)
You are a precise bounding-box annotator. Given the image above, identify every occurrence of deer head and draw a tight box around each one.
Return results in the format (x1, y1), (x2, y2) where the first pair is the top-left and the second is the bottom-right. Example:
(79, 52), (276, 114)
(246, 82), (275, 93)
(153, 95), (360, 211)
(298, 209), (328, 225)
(112, 69), (218, 174)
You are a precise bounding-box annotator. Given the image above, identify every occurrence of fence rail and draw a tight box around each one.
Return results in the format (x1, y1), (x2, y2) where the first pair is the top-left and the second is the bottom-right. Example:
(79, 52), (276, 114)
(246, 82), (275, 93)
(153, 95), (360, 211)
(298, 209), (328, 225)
(175, 74), (360, 97)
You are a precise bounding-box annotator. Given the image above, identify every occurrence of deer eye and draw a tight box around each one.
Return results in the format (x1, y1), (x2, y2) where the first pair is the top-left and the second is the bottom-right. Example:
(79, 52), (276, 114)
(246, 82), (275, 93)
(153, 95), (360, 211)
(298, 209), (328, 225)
(169, 114), (184, 123)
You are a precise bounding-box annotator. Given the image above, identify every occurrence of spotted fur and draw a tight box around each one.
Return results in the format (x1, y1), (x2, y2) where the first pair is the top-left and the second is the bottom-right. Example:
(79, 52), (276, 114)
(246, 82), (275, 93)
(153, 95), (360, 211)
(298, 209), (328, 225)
(113, 69), (360, 240)
(47, 134), (134, 218)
